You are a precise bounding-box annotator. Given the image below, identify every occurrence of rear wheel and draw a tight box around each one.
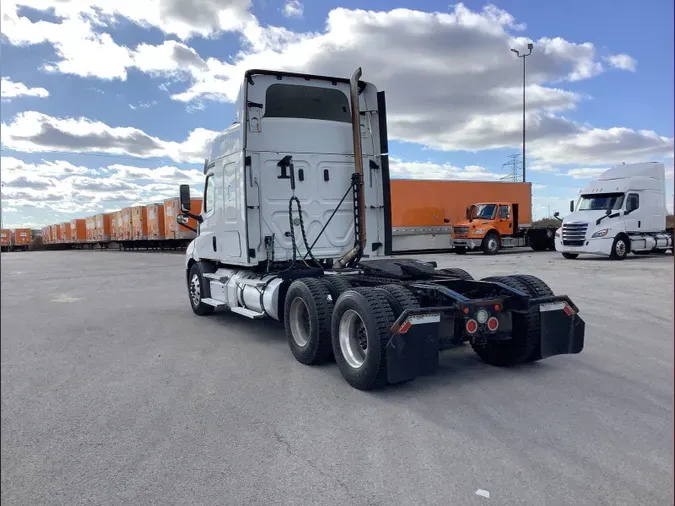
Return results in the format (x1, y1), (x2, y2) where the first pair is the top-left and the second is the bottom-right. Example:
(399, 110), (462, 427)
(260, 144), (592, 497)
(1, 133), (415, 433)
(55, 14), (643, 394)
(284, 278), (334, 365)
(482, 231), (500, 255)
(562, 252), (579, 259)
(472, 276), (540, 366)
(320, 275), (353, 302)
(187, 262), (215, 316)
(331, 288), (396, 391)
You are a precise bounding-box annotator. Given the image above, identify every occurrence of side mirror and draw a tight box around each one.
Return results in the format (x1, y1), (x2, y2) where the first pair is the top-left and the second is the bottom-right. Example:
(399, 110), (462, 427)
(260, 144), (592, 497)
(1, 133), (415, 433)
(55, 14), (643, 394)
(443, 218), (451, 224)
(179, 184), (191, 212)
(553, 211), (560, 218)
(569, 200), (575, 212)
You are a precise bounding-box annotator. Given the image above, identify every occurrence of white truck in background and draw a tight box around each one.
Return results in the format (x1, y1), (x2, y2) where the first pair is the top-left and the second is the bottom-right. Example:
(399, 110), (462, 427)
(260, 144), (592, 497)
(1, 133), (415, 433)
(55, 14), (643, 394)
(555, 162), (673, 260)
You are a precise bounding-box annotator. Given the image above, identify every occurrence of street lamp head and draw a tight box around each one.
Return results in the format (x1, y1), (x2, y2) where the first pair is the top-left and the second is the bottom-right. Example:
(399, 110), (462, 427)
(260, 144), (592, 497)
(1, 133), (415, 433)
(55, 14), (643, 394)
(527, 42), (533, 50)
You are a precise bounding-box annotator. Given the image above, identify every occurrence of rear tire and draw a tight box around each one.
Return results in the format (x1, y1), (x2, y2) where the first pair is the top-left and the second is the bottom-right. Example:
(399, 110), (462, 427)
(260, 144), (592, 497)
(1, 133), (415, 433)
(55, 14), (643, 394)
(482, 231), (500, 255)
(331, 288), (396, 391)
(375, 284), (420, 315)
(187, 262), (215, 316)
(472, 276), (540, 366)
(320, 275), (353, 302)
(562, 252), (579, 259)
(284, 278), (334, 365)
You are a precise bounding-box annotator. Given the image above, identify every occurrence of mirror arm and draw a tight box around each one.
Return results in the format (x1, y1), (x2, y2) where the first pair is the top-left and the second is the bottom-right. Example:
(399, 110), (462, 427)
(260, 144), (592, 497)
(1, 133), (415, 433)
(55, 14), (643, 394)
(182, 211), (203, 224)
(178, 222), (198, 233)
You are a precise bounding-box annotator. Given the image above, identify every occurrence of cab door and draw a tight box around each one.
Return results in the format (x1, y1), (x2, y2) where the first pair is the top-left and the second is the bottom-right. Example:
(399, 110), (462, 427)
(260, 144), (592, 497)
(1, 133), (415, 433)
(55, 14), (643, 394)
(496, 204), (512, 235)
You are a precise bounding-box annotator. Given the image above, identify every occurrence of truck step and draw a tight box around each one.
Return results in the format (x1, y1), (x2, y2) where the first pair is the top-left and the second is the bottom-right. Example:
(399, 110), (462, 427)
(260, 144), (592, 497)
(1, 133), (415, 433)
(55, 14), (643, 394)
(203, 273), (228, 282)
(202, 297), (225, 307)
(231, 306), (266, 319)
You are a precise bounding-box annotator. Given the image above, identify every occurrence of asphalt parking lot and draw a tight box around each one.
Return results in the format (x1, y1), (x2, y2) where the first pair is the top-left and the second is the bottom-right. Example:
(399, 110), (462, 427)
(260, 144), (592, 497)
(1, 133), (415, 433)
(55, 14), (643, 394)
(1, 249), (673, 506)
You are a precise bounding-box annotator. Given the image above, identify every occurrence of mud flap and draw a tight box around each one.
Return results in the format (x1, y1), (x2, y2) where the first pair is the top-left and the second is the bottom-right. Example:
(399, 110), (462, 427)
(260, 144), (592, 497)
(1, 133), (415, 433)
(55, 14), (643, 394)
(385, 312), (441, 384)
(538, 300), (585, 359)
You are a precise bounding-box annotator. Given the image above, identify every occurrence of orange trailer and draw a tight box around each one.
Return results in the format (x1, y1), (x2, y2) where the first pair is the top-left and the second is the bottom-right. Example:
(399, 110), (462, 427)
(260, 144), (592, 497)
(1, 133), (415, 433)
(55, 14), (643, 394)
(95, 213), (112, 241)
(85, 216), (96, 241)
(120, 208), (132, 241)
(111, 211), (123, 241)
(131, 205), (149, 240)
(163, 197), (202, 240)
(0, 229), (10, 248)
(13, 228), (32, 247)
(147, 203), (165, 240)
(70, 219), (87, 242)
(390, 180), (532, 228)
(61, 222), (72, 243)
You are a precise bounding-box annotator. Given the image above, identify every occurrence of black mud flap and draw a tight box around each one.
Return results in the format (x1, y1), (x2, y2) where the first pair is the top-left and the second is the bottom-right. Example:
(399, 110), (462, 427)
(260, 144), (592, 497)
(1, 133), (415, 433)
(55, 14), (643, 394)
(536, 298), (585, 359)
(385, 310), (441, 384)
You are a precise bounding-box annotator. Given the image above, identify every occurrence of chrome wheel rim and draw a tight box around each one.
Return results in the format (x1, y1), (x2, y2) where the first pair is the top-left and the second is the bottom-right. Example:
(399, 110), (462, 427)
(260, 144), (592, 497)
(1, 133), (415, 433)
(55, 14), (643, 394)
(190, 273), (201, 306)
(616, 240), (626, 256)
(488, 237), (498, 252)
(289, 297), (310, 347)
(339, 309), (368, 369)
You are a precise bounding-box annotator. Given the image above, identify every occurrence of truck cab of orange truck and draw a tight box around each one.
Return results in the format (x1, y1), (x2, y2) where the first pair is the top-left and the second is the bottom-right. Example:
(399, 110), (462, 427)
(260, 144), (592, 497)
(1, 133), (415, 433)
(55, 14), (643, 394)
(450, 201), (557, 255)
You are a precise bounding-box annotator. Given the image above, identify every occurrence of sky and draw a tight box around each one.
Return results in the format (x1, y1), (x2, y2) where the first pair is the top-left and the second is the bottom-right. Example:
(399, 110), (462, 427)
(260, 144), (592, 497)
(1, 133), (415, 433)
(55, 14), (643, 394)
(0, 0), (673, 229)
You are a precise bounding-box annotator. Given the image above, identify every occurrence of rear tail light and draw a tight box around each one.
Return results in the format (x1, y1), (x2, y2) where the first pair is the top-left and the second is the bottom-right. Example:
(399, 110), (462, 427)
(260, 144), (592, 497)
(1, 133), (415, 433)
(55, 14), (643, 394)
(466, 319), (478, 334)
(487, 317), (499, 332)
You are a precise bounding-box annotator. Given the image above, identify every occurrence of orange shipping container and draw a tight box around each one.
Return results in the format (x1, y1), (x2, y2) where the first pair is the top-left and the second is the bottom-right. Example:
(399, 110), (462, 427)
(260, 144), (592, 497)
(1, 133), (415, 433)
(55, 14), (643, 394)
(70, 219), (87, 242)
(56, 224), (64, 242)
(163, 197), (202, 240)
(390, 180), (532, 228)
(119, 208), (132, 241)
(95, 213), (112, 241)
(49, 224), (57, 243)
(147, 203), (165, 240)
(131, 206), (149, 240)
(0, 229), (10, 247)
(61, 222), (72, 243)
(86, 216), (96, 241)
(13, 228), (32, 246)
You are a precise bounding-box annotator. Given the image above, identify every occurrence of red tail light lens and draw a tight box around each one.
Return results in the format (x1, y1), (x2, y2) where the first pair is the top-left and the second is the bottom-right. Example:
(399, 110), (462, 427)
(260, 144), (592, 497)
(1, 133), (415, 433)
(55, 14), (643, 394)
(487, 317), (499, 331)
(466, 319), (478, 334)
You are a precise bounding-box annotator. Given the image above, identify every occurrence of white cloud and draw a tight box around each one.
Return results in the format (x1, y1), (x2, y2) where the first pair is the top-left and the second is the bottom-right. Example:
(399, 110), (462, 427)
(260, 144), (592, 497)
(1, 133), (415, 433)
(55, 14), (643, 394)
(282, 0), (304, 18)
(0, 156), (205, 218)
(605, 54), (637, 72)
(1, 78), (49, 100)
(564, 167), (609, 179)
(1, 111), (218, 163)
(389, 157), (505, 180)
(0, 2), (670, 174)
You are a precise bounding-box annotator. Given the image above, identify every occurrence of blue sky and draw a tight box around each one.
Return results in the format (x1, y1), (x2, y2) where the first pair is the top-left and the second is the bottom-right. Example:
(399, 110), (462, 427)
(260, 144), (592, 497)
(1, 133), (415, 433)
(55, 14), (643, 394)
(1, 0), (673, 228)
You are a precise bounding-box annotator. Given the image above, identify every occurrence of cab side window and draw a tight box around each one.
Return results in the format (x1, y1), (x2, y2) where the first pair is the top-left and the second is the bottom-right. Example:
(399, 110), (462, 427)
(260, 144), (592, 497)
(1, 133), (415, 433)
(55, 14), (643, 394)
(204, 174), (215, 213)
(626, 193), (639, 213)
(498, 205), (510, 219)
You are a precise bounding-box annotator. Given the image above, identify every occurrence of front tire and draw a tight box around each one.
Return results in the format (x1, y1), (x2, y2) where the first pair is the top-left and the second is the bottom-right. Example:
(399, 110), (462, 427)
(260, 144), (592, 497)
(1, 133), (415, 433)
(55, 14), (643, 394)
(331, 288), (396, 391)
(482, 231), (500, 255)
(562, 252), (579, 259)
(454, 246), (467, 255)
(609, 235), (629, 260)
(187, 262), (215, 316)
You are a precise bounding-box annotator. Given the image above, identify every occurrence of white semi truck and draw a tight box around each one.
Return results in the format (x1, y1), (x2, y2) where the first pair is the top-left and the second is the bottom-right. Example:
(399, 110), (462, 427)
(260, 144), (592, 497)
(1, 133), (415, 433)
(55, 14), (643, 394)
(555, 162), (673, 260)
(176, 67), (586, 391)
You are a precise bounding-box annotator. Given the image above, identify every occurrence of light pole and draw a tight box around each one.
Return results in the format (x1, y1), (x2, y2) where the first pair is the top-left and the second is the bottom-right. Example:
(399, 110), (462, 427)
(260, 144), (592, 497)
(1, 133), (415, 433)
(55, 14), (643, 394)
(511, 42), (533, 183)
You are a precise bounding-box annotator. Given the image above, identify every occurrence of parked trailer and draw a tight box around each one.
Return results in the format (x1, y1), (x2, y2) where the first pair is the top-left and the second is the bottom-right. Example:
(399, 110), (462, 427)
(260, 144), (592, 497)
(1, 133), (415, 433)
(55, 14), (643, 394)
(164, 197), (201, 246)
(70, 219), (87, 244)
(86, 216), (96, 242)
(95, 213), (112, 243)
(177, 67), (585, 391)
(0, 229), (10, 251)
(148, 203), (165, 240)
(11, 228), (32, 251)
